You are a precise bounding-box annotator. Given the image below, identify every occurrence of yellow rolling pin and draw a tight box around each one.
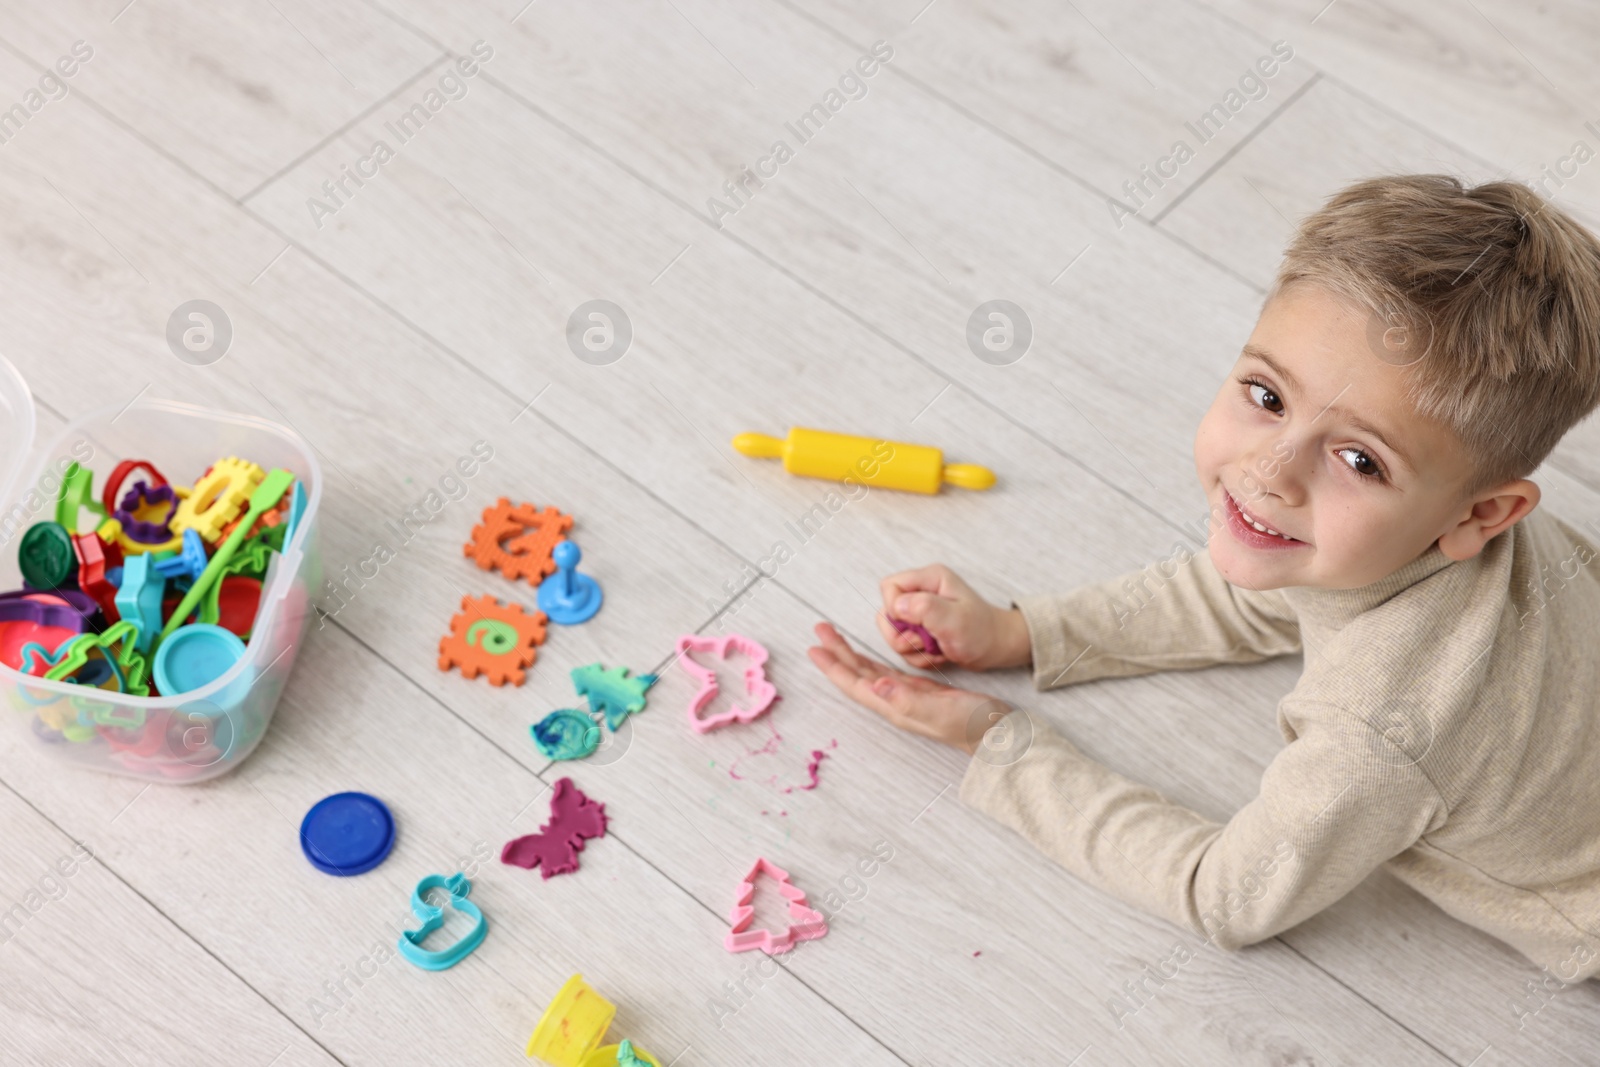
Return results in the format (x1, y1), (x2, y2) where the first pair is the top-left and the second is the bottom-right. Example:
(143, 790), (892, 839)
(732, 426), (995, 494)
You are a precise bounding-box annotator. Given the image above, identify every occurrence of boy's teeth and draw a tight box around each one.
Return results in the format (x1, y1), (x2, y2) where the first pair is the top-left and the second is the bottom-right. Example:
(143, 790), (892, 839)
(1237, 498), (1293, 539)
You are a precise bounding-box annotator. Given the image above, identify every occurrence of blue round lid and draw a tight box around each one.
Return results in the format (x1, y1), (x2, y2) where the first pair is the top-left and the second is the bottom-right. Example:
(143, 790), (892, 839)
(300, 792), (394, 876)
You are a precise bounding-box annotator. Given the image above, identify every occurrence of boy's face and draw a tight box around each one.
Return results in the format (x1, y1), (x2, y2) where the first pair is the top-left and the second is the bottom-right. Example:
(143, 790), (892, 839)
(1194, 283), (1480, 591)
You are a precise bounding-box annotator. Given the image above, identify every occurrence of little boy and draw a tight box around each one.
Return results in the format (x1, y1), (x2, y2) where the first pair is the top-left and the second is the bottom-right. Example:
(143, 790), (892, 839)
(809, 175), (1600, 982)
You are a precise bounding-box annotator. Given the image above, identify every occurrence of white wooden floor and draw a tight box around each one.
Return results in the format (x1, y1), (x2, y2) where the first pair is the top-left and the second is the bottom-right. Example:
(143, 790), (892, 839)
(2, 1), (1600, 1063)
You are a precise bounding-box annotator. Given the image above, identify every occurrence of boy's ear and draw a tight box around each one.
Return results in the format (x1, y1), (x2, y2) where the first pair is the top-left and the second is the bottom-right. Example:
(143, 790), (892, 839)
(1437, 479), (1541, 561)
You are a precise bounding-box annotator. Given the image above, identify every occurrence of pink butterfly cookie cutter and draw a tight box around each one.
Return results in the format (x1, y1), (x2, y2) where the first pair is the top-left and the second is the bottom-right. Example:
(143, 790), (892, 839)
(723, 857), (829, 954)
(675, 633), (777, 734)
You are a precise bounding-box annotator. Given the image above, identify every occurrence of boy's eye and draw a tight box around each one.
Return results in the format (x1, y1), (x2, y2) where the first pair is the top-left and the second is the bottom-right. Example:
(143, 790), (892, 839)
(1247, 381), (1283, 414)
(1337, 447), (1383, 480)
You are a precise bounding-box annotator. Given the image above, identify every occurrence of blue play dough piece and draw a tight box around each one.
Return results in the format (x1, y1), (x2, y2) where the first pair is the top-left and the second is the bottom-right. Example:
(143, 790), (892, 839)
(153, 623), (245, 695)
(531, 708), (601, 760)
(537, 540), (602, 625)
(300, 791), (395, 876)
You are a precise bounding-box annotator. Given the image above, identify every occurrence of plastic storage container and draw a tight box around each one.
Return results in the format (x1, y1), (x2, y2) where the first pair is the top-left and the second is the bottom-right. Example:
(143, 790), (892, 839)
(0, 355), (321, 782)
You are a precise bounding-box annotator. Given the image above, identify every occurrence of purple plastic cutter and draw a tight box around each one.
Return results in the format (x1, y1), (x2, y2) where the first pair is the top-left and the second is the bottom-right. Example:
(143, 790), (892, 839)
(116, 481), (179, 544)
(0, 589), (96, 632)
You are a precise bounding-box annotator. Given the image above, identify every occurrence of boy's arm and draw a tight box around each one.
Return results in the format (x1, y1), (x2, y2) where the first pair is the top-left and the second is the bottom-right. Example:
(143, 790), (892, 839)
(960, 706), (1443, 948)
(1019, 549), (1300, 690)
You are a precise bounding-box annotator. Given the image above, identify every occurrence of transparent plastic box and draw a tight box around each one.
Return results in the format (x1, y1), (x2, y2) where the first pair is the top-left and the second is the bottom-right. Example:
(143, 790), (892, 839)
(0, 355), (321, 782)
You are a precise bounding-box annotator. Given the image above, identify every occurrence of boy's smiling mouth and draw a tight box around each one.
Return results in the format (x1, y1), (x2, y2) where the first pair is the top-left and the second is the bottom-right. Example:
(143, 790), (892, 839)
(1224, 489), (1308, 550)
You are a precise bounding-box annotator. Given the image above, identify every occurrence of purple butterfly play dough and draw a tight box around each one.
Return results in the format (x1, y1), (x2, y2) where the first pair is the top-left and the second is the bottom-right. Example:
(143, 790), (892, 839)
(500, 777), (607, 879)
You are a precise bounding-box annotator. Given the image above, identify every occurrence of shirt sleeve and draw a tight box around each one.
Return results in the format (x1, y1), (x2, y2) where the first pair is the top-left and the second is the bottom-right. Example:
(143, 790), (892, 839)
(959, 705), (1445, 949)
(1017, 549), (1301, 690)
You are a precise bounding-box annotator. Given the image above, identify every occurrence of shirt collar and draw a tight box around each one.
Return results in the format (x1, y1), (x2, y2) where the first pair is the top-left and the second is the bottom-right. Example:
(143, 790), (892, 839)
(1278, 539), (1465, 629)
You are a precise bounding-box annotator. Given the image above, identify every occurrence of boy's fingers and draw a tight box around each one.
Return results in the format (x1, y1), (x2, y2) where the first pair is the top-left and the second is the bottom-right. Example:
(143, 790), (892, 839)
(811, 625), (888, 680)
(819, 620), (870, 671)
(873, 614), (949, 670)
(807, 645), (848, 683)
(811, 648), (897, 718)
(886, 590), (926, 623)
(808, 646), (861, 689)
(809, 644), (863, 683)
(813, 622), (860, 661)
(889, 591), (956, 638)
(812, 621), (941, 727)
(879, 565), (947, 613)
(874, 611), (916, 651)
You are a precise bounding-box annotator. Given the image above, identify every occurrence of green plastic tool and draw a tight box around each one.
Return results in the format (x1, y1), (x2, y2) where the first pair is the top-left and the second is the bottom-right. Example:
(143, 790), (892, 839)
(158, 468), (295, 643)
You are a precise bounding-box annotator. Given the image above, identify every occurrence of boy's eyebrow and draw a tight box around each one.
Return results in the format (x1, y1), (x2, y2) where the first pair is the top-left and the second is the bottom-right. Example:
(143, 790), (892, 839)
(1241, 343), (1415, 475)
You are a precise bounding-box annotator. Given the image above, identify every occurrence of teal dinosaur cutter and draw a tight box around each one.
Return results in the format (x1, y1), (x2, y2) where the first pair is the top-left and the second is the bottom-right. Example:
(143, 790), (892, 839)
(398, 872), (488, 971)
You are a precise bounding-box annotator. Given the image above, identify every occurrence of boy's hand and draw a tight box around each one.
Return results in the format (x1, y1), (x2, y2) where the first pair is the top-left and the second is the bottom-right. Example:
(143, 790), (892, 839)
(877, 564), (1032, 672)
(808, 623), (1012, 754)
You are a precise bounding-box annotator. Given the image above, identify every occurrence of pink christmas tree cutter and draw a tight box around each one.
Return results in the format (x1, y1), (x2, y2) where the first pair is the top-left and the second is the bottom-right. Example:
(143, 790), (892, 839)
(723, 857), (829, 954)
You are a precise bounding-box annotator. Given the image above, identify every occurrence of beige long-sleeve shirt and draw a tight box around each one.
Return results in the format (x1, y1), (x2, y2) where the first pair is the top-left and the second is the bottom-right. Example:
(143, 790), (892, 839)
(961, 507), (1600, 979)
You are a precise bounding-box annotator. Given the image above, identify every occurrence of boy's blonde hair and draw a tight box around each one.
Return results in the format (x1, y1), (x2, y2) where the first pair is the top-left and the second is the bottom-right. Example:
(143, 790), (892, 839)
(1272, 175), (1600, 494)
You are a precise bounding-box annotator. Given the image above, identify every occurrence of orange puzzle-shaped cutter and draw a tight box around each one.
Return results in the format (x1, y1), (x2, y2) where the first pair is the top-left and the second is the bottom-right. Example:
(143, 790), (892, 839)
(438, 595), (547, 686)
(464, 498), (572, 584)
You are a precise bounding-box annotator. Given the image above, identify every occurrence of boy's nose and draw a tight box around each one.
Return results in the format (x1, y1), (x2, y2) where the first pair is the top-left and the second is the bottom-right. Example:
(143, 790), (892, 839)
(1240, 439), (1305, 506)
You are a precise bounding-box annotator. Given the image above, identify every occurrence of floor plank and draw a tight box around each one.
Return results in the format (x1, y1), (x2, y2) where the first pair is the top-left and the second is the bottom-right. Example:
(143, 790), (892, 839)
(0, 781), (344, 1067)
(0, 0), (439, 197)
(1193, 0), (1600, 226)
